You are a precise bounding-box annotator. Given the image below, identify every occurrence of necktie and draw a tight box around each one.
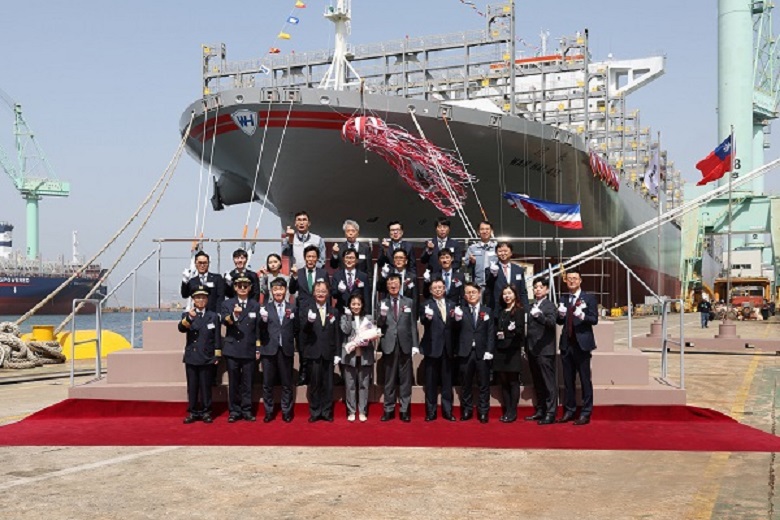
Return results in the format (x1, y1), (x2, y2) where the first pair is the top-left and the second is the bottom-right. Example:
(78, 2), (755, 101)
(319, 306), (326, 326)
(393, 298), (399, 319)
(503, 264), (510, 281)
(437, 299), (446, 321)
(277, 304), (284, 321)
(472, 306), (478, 327)
(200, 275), (206, 285)
(567, 295), (575, 339)
(240, 301), (246, 310)
(349, 243), (355, 251)
(307, 270), (314, 292)
(196, 311), (203, 318)
(439, 240), (446, 250)
(347, 271), (354, 290)
(444, 271), (451, 292)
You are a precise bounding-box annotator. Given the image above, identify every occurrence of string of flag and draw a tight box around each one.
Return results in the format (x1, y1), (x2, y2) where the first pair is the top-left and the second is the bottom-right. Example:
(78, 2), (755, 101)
(268, 1), (308, 56)
(588, 149), (620, 192)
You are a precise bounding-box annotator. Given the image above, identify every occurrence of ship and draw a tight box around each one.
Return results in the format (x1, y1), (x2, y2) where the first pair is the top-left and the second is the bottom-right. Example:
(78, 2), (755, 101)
(0, 222), (106, 315)
(179, 1), (684, 306)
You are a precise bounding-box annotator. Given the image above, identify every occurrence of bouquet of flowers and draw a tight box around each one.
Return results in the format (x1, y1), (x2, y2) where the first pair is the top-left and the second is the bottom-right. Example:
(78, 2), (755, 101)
(345, 319), (381, 353)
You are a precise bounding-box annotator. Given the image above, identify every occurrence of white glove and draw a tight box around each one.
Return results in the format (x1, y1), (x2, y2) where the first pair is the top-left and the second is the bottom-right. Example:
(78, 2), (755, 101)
(483, 352), (494, 361)
(337, 280), (347, 292)
(424, 305), (434, 319)
(224, 271), (233, 284)
(489, 262), (499, 275)
(558, 303), (567, 317)
(381, 264), (390, 277)
(578, 300), (587, 310)
(259, 307), (269, 322)
(334, 356), (342, 365)
(454, 306), (463, 321)
(182, 268), (193, 284)
(380, 302), (389, 317)
(423, 269), (431, 282)
(530, 306), (541, 318)
(412, 347), (420, 356)
(343, 307), (352, 317)
(507, 321), (516, 331)
(307, 309), (317, 323)
(574, 307), (585, 320)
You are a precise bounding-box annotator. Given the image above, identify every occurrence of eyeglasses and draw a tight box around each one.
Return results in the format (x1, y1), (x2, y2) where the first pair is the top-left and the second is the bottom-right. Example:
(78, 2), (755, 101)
(235, 284), (250, 289)
(195, 261), (209, 265)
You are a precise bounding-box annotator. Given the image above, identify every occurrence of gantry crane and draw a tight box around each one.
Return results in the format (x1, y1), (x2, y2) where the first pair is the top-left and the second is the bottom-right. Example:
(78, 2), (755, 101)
(0, 89), (70, 260)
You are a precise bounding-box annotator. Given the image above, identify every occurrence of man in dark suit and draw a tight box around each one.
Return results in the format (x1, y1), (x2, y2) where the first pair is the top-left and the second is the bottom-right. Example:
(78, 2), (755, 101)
(378, 220), (417, 276)
(377, 273), (419, 422)
(177, 286), (221, 424)
(224, 248), (261, 301)
(454, 282), (495, 423)
(526, 278), (558, 425)
(329, 219), (373, 276)
(378, 249), (417, 302)
(422, 249), (465, 306)
(555, 266), (598, 426)
(331, 249), (371, 314)
(485, 241), (529, 311)
(258, 278), (298, 423)
(288, 245), (329, 386)
(299, 280), (339, 422)
(419, 278), (456, 421)
(420, 217), (463, 273)
(181, 251), (225, 312)
(220, 275), (261, 423)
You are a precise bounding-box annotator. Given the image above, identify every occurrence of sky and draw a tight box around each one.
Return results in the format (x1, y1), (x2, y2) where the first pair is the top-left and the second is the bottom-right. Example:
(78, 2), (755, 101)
(0, 1), (776, 306)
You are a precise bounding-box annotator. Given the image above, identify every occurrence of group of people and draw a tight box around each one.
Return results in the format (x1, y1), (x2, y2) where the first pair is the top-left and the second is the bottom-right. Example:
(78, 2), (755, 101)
(178, 211), (599, 427)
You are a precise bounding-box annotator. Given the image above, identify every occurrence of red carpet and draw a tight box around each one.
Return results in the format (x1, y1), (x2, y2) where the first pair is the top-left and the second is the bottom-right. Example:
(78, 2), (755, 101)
(1, 399), (778, 452)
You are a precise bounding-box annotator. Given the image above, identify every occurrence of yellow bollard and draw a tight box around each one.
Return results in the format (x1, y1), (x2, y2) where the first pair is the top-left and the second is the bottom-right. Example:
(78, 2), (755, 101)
(31, 325), (55, 341)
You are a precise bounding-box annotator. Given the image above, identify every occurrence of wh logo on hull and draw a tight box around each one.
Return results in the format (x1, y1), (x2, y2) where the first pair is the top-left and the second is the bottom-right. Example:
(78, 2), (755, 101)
(231, 110), (258, 136)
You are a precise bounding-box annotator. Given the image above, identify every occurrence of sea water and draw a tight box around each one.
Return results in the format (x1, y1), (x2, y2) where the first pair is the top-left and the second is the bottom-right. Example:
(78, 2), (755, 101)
(0, 311), (181, 348)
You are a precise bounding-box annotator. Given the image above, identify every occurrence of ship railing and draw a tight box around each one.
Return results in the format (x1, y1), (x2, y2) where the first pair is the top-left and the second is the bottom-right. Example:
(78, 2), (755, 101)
(659, 298), (685, 389)
(69, 298), (103, 388)
(100, 248), (158, 348)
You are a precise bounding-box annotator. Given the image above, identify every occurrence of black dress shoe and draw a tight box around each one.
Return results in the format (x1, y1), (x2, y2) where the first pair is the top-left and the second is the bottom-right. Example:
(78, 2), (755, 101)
(573, 415), (591, 426)
(243, 414), (257, 422)
(380, 411), (395, 422)
(202, 414), (213, 424)
(296, 376), (309, 387)
(228, 414), (240, 423)
(537, 415), (556, 425)
(460, 412), (473, 421)
(556, 412), (576, 423)
(442, 413), (456, 422)
(500, 415), (516, 423)
(183, 415), (197, 424)
(478, 414), (489, 423)
(322, 415), (334, 422)
(263, 415), (274, 423)
(282, 414), (293, 423)
(308, 416), (320, 423)
(425, 414), (436, 422)
(400, 412), (411, 423)
(525, 411), (544, 421)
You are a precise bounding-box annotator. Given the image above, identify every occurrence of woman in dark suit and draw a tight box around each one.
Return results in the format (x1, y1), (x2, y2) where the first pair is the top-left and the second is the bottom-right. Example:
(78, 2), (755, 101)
(494, 284), (525, 422)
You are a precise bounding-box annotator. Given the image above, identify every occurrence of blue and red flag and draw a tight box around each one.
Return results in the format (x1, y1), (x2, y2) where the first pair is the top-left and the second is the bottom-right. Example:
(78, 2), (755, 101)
(503, 192), (583, 230)
(696, 136), (733, 186)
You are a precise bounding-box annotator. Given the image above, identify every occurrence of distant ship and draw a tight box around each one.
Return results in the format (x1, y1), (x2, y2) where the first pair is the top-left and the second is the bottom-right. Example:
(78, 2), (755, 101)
(179, 1), (684, 305)
(0, 222), (105, 315)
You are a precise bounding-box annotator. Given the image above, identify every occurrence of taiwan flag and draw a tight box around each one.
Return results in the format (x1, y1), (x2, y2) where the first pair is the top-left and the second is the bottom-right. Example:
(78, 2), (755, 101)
(696, 136), (733, 186)
(503, 192), (583, 229)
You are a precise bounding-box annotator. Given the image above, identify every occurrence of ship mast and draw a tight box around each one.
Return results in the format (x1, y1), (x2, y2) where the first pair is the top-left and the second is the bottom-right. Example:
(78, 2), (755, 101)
(319, 0), (361, 90)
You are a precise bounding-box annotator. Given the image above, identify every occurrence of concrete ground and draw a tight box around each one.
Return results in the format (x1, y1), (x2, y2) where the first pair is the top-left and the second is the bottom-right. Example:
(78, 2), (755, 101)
(0, 315), (777, 519)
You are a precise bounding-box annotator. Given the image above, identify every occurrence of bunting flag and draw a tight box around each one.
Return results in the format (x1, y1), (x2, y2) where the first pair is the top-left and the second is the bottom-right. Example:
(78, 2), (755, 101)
(588, 150), (620, 192)
(295, 0), (306, 7)
(503, 192), (583, 229)
(696, 135), (733, 186)
(269, 47), (281, 54)
(287, 16), (300, 24)
(258, 64), (271, 75)
(644, 146), (660, 197)
(278, 32), (291, 40)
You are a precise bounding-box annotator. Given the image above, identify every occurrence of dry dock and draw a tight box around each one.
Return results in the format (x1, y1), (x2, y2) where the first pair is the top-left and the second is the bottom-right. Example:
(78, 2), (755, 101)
(0, 315), (777, 519)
